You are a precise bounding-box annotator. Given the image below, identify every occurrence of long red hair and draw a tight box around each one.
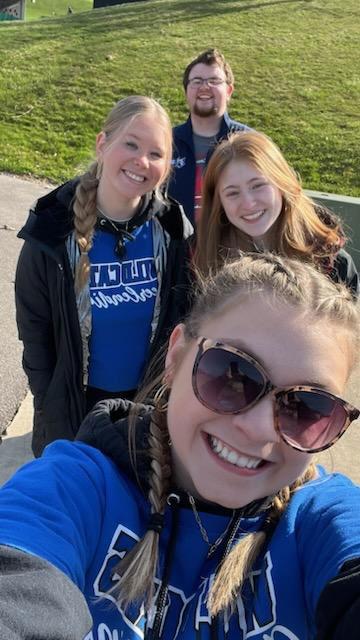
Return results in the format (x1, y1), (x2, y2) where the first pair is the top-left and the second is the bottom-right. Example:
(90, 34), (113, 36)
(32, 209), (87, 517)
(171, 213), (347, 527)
(194, 131), (344, 276)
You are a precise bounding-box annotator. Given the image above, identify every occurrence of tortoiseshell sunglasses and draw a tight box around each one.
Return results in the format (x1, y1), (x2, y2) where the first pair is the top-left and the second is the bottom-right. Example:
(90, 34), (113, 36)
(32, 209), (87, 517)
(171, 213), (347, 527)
(192, 337), (359, 453)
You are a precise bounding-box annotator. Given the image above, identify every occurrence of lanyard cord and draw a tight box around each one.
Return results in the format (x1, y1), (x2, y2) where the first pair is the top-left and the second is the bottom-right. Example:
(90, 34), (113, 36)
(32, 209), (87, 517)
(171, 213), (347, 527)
(145, 494), (180, 640)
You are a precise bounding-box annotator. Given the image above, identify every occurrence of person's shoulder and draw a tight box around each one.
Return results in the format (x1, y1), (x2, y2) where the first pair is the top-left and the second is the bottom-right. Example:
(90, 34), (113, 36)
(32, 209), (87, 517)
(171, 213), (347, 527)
(334, 247), (357, 269)
(298, 467), (359, 498)
(287, 470), (360, 577)
(291, 469), (360, 527)
(172, 117), (193, 145)
(32, 179), (78, 214)
(159, 195), (194, 240)
(149, 187), (193, 239)
(0, 441), (122, 536)
(19, 439), (141, 511)
(173, 118), (190, 134)
(18, 179), (79, 246)
(287, 470), (360, 614)
(21, 439), (120, 486)
(222, 112), (251, 134)
(333, 248), (359, 295)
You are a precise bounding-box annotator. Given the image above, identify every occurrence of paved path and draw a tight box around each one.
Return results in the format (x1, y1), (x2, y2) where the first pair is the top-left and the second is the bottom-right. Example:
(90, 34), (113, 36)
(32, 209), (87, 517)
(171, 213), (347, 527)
(0, 173), (52, 434)
(0, 172), (359, 487)
(0, 173), (51, 482)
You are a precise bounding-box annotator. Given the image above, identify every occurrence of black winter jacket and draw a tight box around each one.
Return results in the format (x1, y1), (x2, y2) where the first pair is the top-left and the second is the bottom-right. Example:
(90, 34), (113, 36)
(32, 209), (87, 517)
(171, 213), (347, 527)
(15, 181), (193, 457)
(321, 248), (359, 296)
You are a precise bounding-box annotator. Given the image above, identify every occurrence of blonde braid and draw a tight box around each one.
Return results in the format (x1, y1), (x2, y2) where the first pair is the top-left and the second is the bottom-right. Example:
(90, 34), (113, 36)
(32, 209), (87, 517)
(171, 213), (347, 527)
(208, 463), (317, 616)
(73, 161), (99, 296)
(207, 530), (267, 616)
(111, 409), (172, 609)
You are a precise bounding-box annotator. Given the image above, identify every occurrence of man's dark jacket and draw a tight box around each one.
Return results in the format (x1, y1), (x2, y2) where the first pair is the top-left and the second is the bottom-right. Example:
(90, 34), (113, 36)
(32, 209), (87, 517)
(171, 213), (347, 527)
(168, 112), (250, 224)
(15, 181), (193, 457)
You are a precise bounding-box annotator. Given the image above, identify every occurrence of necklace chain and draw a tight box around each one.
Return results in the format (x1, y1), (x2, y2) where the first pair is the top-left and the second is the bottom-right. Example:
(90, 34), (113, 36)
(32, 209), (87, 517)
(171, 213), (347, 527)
(97, 206), (130, 231)
(187, 492), (235, 557)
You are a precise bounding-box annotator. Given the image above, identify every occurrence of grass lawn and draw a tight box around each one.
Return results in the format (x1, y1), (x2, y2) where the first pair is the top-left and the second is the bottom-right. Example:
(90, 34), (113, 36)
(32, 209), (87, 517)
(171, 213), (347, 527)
(24, 0), (93, 20)
(0, 0), (358, 196)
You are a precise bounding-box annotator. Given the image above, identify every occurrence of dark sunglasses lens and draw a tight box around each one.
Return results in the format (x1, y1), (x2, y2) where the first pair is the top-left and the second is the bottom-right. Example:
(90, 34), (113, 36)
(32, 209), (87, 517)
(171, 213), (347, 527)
(277, 390), (347, 451)
(195, 347), (266, 413)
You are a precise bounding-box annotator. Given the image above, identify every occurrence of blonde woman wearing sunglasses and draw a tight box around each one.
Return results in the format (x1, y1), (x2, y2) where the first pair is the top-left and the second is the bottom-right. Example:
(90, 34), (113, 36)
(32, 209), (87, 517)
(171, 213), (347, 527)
(0, 253), (359, 639)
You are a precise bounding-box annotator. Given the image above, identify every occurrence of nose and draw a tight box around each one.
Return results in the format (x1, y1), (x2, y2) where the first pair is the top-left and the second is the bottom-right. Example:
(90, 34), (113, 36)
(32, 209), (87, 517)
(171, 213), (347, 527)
(230, 394), (279, 445)
(239, 190), (257, 212)
(134, 153), (149, 169)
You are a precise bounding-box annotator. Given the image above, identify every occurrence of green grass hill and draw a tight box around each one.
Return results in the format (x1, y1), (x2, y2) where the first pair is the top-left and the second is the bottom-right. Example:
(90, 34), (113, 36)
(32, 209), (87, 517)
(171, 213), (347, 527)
(0, 0), (359, 196)
(24, 0), (93, 21)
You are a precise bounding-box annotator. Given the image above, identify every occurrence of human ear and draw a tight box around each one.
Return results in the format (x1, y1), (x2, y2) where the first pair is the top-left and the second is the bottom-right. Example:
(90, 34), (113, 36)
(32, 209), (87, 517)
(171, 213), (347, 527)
(95, 131), (107, 159)
(226, 83), (234, 101)
(165, 324), (187, 385)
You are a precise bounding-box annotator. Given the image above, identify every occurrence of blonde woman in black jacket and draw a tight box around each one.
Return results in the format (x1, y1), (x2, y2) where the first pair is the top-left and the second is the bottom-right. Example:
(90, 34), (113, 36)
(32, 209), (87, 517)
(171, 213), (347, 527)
(15, 96), (193, 457)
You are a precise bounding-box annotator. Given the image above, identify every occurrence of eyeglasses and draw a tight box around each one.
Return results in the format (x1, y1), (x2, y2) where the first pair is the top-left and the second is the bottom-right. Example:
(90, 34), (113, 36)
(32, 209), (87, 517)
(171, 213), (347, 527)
(187, 77), (226, 88)
(192, 337), (359, 453)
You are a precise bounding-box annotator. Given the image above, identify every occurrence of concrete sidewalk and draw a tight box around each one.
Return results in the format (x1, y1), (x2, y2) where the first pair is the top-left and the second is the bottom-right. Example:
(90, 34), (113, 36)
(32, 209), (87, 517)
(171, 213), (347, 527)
(0, 391), (33, 485)
(0, 172), (52, 435)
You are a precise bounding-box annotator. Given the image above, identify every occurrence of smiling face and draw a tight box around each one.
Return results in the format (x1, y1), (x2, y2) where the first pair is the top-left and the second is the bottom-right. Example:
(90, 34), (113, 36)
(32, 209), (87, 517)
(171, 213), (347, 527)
(96, 113), (168, 219)
(165, 295), (350, 508)
(218, 159), (283, 247)
(186, 63), (233, 119)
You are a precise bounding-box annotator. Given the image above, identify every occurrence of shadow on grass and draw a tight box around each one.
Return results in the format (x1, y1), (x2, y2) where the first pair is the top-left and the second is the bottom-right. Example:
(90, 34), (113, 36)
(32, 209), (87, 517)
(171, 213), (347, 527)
(2, 0), (356, 45)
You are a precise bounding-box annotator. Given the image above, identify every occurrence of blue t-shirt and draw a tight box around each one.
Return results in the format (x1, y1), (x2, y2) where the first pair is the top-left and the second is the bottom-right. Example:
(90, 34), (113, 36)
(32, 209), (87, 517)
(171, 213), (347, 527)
(0, 441), (360, 640)
(88, 220), (157, 391)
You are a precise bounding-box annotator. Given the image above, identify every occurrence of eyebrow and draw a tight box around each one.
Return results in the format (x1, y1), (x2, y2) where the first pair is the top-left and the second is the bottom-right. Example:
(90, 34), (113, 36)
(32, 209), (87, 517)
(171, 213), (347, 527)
(189, 75), (225, 81)
(221, 184), (239, 193)
(125, 133), (164, 151)
(221, 178), (265, 193)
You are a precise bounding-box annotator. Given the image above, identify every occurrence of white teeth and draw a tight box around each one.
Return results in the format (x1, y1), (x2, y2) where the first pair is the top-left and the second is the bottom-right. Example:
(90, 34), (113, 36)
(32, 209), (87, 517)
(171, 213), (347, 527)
(214, 440), (222, 453)
(209, 436), (262, 469)
(219, 447), (229, 459)
(242, 210), (264, 221)
(227, 451), (238, 464)
(124, 170), (145, 182)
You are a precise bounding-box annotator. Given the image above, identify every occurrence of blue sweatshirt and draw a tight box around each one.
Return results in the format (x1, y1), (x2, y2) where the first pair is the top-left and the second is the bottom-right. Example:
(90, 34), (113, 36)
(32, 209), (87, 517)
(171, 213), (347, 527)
(0, 436), (359, 640)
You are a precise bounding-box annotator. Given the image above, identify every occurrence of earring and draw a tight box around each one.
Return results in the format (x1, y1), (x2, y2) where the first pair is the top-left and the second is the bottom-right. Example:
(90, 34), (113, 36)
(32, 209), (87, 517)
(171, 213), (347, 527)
(153, 382), (169, 412)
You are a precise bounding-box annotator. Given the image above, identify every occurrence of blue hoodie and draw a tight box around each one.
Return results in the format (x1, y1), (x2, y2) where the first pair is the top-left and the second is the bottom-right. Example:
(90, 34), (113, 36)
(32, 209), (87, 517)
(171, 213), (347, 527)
(0, 401), (359, 639)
